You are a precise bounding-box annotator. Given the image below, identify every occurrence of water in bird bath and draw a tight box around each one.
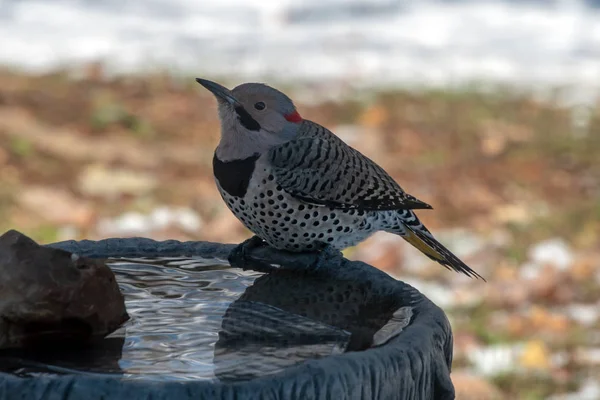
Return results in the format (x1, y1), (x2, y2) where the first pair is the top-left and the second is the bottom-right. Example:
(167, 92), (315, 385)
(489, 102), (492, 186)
(0, 256), (410, 382)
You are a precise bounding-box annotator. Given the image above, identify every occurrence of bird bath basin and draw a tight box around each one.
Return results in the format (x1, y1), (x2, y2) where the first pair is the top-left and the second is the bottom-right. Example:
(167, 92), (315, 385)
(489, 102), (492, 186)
(0, 238), (455, 399)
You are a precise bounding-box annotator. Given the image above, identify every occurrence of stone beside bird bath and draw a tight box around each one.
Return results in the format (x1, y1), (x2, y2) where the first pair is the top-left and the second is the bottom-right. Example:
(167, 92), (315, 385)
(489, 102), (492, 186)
(0, 236), (455, 400)
(0, 230), (129, 350)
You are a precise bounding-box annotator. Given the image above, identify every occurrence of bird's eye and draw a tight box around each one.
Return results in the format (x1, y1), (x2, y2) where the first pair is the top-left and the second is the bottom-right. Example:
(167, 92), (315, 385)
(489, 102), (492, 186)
(254, 102), (266, 110)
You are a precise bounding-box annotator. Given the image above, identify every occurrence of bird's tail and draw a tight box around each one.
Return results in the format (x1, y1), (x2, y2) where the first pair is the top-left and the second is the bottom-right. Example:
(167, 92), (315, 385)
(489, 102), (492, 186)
(400, 221), (485, 280)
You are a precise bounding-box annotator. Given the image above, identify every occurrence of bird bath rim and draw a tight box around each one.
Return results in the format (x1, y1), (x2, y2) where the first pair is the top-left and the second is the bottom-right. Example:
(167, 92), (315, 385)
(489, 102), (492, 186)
(0, 237), (456, 400)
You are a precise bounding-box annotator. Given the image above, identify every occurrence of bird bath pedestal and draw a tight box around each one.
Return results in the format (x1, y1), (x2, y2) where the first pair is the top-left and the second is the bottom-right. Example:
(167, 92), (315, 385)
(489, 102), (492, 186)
(0, 238), (455, 400)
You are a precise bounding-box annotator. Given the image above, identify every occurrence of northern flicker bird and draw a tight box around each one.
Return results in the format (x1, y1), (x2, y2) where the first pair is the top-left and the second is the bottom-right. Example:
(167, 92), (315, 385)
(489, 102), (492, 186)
(197, 78), (483, 279)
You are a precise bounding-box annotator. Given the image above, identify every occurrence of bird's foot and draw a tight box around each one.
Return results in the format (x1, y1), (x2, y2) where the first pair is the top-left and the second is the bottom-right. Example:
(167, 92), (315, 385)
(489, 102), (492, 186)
(228, 236), (273, 272)
(310, 244), (344, 271)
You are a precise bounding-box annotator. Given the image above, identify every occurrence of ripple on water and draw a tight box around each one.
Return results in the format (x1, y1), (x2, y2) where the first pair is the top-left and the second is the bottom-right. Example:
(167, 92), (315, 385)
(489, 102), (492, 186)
(108, 257), (262, 381)
(1, 256), (406, 382)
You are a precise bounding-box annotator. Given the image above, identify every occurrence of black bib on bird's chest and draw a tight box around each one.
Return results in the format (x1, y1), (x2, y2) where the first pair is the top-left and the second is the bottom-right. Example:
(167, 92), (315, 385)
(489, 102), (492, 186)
(213, 153), (260, 197)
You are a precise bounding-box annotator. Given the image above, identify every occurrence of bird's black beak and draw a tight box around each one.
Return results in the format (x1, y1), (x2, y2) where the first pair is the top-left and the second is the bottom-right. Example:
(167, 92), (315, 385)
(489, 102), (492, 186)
(196, 78), (241, 106)
(196, 78), (261, 131)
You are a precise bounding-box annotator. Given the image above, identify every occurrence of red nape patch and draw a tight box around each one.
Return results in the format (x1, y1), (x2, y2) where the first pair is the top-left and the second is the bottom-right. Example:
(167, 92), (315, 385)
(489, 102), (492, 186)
(284, 110), (303, 123)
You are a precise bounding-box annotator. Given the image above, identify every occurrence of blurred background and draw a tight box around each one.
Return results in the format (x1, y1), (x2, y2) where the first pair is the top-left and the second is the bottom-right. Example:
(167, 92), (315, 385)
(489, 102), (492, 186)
(0, 0), (599, 398)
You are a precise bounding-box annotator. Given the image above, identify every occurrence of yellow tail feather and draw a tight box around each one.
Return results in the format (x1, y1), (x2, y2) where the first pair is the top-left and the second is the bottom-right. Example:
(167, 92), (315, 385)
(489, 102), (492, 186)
(402, 230), (444, 261)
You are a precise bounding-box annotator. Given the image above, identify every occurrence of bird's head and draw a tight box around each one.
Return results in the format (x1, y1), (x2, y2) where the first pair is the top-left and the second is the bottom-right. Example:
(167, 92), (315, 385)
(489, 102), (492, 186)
(196, 78), (303, 161)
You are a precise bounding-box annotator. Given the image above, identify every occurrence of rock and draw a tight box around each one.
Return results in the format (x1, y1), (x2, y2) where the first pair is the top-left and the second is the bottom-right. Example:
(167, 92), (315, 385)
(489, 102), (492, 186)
(0, 230), (128, 349)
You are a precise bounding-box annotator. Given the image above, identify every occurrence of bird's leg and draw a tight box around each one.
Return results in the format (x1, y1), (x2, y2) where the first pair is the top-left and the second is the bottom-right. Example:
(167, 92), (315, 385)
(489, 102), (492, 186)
(228, 235), (273, 272)
(310, 244), (344, 271)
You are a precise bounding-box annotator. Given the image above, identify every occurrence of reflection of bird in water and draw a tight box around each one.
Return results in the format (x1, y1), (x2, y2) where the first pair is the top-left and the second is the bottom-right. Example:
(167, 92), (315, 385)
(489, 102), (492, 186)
(213, 269), (413, 382)
(196, 78), (482, 279)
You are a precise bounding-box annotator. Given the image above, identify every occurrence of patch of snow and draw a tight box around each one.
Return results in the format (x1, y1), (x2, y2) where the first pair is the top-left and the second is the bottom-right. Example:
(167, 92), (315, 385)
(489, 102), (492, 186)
(0, 0), (598, 104)
(528, 238), (574, 270)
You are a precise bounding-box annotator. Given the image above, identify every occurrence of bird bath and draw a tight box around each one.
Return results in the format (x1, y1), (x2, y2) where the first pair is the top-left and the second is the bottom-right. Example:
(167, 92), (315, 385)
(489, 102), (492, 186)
(0, 238), (455, 400)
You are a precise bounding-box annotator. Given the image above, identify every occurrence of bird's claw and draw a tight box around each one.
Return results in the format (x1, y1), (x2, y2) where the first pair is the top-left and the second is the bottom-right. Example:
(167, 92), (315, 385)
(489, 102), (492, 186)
(228, 235), (272, 271)
(229, 238), (344, 273)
